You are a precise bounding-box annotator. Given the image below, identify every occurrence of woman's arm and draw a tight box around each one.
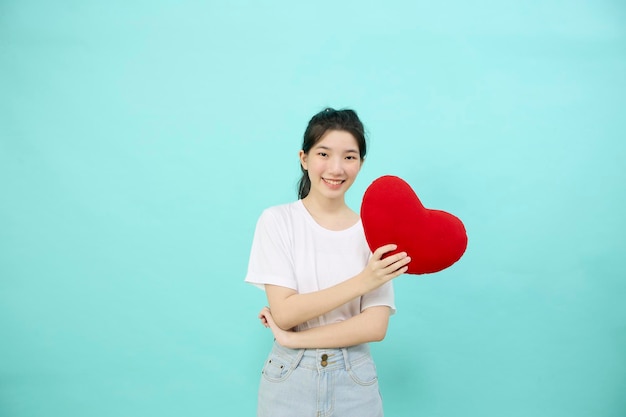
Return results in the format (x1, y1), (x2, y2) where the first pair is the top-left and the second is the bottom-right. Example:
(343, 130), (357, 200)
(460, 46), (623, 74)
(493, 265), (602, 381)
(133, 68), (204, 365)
(259, 306), (391, 349)
(266, 244), (409, 330)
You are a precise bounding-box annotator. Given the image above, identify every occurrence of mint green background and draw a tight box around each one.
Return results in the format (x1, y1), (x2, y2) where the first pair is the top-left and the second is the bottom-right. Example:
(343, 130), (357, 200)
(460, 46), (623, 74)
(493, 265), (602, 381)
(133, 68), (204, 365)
(1, 1), (625, 416)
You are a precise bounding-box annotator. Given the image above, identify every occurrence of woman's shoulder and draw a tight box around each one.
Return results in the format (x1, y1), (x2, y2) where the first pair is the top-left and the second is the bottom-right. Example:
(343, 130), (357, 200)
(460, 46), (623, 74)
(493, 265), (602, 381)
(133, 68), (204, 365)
(257, 200), (305, 226)
(261, 200), (302, 217)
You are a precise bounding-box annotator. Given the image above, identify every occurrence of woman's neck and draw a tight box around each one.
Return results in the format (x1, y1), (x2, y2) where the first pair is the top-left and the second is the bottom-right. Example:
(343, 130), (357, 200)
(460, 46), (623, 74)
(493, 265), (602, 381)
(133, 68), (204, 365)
(302, 194), (346, 214)
(301, 195), (359, 231)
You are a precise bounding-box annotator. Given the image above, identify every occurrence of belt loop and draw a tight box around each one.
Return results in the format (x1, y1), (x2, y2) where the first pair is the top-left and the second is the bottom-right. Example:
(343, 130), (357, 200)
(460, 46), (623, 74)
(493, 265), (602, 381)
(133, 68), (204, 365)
(292, 348), (305, 369)
(341, 347), (350, 371)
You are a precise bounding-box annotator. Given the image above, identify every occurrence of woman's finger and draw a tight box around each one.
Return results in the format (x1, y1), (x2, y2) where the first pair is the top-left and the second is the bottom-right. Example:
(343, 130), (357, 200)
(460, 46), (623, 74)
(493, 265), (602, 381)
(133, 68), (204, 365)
(380, 251), (408, 268)
(372, 244), (397, 260)
(383, 255), (411, 275)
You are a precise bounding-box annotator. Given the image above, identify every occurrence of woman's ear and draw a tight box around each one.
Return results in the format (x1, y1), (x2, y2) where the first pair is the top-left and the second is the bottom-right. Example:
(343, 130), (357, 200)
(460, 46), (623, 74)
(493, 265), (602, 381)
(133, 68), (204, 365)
(299, 150), (308, 170)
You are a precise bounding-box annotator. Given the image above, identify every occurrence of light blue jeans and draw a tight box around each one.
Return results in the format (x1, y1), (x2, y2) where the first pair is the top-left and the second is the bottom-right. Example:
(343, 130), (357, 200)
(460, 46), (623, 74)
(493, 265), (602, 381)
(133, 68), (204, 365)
(258, 342), (384, 417)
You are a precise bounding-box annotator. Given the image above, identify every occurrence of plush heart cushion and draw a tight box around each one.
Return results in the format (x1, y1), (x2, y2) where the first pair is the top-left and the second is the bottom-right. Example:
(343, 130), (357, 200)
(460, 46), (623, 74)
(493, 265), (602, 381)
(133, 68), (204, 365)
(361, 175), (467, 274)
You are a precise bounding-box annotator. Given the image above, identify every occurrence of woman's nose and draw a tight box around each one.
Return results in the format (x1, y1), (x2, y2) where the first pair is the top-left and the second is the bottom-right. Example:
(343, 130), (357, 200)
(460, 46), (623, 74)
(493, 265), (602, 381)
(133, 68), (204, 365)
(328, 157), (344, 173)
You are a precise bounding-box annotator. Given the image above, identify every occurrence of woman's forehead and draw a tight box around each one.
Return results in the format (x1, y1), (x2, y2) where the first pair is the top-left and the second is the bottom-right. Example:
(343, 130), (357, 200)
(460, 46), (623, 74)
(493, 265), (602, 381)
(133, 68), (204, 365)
(314, 130), (359, 151)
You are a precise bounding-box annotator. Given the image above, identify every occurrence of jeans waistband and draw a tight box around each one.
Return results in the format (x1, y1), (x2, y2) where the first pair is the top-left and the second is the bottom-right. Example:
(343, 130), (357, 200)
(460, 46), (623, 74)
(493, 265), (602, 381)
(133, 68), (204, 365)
(270, 342), (372, 372)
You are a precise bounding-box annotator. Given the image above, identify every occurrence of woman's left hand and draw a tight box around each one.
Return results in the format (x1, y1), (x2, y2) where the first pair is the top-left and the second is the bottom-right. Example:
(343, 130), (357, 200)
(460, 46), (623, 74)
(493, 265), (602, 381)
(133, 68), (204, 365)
(259, 306), (293, 347)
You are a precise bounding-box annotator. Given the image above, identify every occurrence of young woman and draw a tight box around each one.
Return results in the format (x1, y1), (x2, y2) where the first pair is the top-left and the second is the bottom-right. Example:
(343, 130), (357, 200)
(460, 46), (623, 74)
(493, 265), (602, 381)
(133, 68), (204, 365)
(245, 108), (410, 417)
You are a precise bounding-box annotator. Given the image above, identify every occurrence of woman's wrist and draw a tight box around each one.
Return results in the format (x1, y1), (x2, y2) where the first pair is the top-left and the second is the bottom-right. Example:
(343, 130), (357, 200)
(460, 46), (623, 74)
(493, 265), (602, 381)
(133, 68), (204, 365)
(353, 270), (374, 295)
(278, 329), (297, 349)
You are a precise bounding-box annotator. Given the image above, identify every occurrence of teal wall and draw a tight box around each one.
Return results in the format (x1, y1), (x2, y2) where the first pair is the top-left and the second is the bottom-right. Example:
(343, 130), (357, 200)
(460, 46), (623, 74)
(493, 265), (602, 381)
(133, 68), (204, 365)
(1, 1), (625, 416)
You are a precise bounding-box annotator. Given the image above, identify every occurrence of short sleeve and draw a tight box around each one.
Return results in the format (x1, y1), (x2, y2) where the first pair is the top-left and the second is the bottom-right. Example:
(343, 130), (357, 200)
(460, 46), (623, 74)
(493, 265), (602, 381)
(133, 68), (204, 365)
(244, 209), (297, 291)
(361, 281), (396, 315)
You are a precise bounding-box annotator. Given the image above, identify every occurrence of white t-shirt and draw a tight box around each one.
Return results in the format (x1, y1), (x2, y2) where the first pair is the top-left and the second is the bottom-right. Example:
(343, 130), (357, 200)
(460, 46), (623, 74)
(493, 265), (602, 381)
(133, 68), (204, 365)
(245, 200), (395, 332)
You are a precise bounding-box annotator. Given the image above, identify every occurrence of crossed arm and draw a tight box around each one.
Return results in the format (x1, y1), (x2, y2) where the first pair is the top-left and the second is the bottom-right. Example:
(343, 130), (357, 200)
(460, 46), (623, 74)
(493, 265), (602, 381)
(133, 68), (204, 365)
(258, 244), (410, 349)
(260, 305), (390, 349)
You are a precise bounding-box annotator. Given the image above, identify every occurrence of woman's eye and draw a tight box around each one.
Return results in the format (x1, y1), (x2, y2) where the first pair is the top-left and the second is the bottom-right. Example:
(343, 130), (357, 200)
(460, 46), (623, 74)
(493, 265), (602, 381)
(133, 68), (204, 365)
(346, 156), (357, 160)
(318, 152), (328, 157)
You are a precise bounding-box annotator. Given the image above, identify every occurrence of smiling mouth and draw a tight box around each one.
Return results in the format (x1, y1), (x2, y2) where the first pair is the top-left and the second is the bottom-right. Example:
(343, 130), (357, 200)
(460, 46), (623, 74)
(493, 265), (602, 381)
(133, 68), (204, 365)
(323, 178), (345, 185)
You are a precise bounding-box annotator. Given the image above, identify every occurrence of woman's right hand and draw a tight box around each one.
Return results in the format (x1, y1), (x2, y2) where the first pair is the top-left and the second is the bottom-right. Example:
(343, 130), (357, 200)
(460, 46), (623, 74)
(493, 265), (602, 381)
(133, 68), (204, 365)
(360, 244), (411, 291)
(259, 306), (297, 348)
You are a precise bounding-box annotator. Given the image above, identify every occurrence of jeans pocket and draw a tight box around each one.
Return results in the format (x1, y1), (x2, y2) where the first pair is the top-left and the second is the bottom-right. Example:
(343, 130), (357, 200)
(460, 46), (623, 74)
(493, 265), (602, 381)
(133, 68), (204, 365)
(348, 357), (378, 386)
(261, 354), (293, 383)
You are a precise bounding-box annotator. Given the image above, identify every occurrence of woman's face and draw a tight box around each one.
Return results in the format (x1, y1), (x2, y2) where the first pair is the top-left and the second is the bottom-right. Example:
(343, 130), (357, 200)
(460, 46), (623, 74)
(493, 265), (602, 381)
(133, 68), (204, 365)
(299, 129), (363, 201)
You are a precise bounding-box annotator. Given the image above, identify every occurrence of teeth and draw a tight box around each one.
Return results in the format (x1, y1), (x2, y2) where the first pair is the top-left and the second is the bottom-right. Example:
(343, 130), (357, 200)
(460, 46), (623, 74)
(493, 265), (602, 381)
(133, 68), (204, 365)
(324, 179), (343, 185)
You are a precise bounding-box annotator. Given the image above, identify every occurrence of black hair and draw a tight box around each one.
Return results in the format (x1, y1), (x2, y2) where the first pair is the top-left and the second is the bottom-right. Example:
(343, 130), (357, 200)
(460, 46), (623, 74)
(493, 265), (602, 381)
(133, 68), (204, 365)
(297, 108), (367, 199)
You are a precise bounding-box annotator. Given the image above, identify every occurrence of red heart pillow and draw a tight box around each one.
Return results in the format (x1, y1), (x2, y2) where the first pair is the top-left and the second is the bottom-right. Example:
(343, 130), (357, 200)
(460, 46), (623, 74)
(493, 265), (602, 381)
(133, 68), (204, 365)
(361, 175), (468, 274)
